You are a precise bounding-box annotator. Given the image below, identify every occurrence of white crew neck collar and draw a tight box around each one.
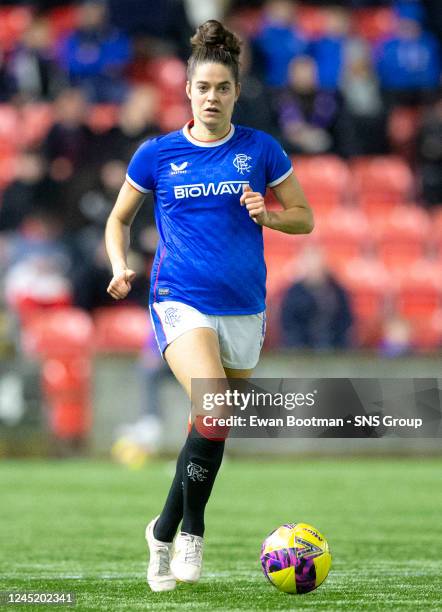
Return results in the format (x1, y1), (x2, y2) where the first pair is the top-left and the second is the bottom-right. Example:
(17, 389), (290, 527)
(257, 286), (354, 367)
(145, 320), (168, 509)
(182, 120), (235, 147)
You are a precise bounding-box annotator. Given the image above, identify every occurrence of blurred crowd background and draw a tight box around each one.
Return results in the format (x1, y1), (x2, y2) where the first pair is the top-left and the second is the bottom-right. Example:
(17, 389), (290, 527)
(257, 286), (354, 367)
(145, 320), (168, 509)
(0, 0), (441, 452)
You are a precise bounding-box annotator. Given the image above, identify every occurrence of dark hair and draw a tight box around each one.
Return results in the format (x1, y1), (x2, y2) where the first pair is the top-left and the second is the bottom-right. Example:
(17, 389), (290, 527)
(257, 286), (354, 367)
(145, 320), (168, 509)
(188, 20), (242, 84)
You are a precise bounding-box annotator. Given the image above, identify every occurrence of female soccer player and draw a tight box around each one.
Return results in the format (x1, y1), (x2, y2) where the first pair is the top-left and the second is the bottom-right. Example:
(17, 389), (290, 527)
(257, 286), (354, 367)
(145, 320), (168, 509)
(105, 20), (313, 592)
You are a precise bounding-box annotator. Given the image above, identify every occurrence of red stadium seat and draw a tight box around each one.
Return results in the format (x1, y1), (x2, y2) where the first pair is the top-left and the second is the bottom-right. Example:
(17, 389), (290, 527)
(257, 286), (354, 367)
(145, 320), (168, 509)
(293, 156), (351, 212)
(352, 8), (397, 42)
(0, 6), (33, 50)
(388, 106), (421, 148)
(392, 259), (442, 321)
(47, 5), (79, 40)
(358, 195), (401, 218)
(297, 5), (327, 37)
(429, 206), (442, 255)
(339, 257), (390, 317)
(228, 8), (264, 37)
(42, 356), (91, 395)
(339, 257), (391, 346)
(19, 103), (54, 147)
(372, 204), (430, 241)
(87, 104), (119, 133)
(0, 153), (18, 189)
(321, 242), (365, 276)
(146, 57), (187, 94)
(265, 254), (296, 297)
(372, 204), (430, 271)
(397, 287), (440, 321)
(264, 231), (309, 348)
(159, 102), (190, 132)
(314, 207), (370, 240)
(49, 397), (92, 439)
(94, 306), (149, 353)
(378, 243), (426, 274)
(314, 207), (371, 273)
(0, 105), (19, 154)
(21, 308), (94, 358)
(410, 313), (442, 351)
(264, 282), (291, 349)
(263, 226), (303, 258)
(351, 156), (414, 204)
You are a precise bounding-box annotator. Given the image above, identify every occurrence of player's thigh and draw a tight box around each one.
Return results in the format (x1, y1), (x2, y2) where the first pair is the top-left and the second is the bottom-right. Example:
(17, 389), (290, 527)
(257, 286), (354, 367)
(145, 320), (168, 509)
(164, 327), (226, 399)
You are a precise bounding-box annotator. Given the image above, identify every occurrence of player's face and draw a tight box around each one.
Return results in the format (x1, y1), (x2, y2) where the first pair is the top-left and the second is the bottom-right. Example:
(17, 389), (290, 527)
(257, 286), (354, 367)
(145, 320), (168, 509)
(186, 62), (240, 132)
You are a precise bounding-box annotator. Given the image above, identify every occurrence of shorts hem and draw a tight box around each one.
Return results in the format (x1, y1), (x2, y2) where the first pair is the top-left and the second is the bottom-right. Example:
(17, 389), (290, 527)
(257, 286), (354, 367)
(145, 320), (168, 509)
(221, 360), (259, 370)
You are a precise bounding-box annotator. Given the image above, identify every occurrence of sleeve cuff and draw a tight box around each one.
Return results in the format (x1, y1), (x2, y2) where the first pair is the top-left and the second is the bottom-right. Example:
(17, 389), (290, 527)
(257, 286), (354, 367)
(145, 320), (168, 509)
(126, 174), (151, 193)
(267, 166), (293, 188)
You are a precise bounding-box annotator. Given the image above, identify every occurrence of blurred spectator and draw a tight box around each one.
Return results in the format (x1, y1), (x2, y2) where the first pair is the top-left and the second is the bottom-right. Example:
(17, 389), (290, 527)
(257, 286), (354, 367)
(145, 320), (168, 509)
(253, 0), (307, 88)
(378, 315), (412, 357)
(99, 85), (161, 162)
(0, 151), (62, 233)
(374, 7), (441, 105)
(42, 87), (106, 232)
(72, 157), (156, 260)
(417, 99), (442, 205)
(108, 0), (192, 60)
(184, 0), (231, 28)
(337, 39), (387, 156)
(280, 247), (353, 350)
(8, 17), (66, 102)
(423, 0), (442, 43)
(73, 159), (126, 246)
(126, 35), (175, 83)
(43, 87), (96, 175)
(274, 56), (339, 154)
(0, 49), (18, 101)
(3, 210), (74, 319)
(71, 238), (150, 311)
(232, 38), (281, 136)
(59, 0), (131, 103)
(310, 6), (350, 90)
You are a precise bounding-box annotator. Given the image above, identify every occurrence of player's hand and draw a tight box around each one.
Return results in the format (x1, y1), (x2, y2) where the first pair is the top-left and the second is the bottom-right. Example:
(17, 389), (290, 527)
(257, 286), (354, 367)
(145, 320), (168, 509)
(107, 268), (136, 300)
(240, 185), (269, 226)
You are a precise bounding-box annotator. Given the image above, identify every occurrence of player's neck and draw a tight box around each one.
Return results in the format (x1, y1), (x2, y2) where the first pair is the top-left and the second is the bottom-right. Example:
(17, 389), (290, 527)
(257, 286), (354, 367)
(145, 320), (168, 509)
(190, 118), (231, 142)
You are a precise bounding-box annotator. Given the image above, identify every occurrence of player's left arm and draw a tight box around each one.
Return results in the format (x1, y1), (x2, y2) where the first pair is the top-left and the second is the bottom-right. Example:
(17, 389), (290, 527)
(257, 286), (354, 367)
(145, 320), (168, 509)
(240, 174), (314, 235)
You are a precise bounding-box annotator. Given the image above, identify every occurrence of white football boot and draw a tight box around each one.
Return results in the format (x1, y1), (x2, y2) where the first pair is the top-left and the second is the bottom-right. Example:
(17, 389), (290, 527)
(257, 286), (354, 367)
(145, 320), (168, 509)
(170, 532), (204, 583)
(145, 516), (176, 592)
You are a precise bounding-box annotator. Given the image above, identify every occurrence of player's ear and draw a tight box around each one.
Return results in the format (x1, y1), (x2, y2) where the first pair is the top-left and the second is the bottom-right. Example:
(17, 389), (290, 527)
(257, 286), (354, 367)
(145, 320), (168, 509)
(186, 81), (192, 100)
(235, 82), (241, 102)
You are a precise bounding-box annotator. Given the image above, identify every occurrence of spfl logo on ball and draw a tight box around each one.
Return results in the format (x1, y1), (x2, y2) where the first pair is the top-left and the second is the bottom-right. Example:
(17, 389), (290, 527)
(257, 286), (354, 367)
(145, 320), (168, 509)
(164, 307), (181, 327)
(233, 153), (252, 174)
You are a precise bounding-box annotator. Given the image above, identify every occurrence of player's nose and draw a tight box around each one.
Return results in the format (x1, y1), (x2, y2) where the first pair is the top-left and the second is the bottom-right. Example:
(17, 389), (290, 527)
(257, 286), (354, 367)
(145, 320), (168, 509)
(207, 88), (219, 102)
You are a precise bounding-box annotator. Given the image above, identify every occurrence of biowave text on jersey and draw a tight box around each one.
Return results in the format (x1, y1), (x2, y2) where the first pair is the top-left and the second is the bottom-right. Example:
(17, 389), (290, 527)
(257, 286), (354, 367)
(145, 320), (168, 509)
(174, 180), (249, 199)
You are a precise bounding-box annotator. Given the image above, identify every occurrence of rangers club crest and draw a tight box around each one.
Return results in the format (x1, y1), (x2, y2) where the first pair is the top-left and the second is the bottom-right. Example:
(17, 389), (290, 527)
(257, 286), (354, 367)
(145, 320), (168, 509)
(233, 153), (252, 174)
(164, 307), (181, 327)
(187, 461), (208, 482)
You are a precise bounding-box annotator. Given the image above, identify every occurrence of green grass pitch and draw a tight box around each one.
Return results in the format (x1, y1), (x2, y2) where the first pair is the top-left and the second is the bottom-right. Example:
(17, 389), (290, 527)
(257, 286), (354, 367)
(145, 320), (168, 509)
(1, 458), (441, 611)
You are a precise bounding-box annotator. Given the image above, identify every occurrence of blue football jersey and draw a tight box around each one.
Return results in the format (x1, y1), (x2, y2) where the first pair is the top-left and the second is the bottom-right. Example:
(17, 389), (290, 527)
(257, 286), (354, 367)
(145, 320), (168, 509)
(126, 121), (292, 315)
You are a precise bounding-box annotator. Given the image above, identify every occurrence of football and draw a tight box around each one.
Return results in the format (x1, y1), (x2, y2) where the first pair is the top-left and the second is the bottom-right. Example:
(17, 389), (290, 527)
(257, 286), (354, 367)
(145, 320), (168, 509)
(260, 522), (331, 594)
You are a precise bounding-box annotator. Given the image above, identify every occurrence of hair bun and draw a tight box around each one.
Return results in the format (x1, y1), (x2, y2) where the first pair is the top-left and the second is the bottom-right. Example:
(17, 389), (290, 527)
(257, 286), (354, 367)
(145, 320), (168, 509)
(191, 20), (241, 58)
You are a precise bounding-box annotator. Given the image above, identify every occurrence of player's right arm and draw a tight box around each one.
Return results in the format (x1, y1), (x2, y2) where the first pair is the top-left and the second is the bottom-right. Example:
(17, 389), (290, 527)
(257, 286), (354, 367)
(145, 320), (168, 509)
(105, 180), (145, 300)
